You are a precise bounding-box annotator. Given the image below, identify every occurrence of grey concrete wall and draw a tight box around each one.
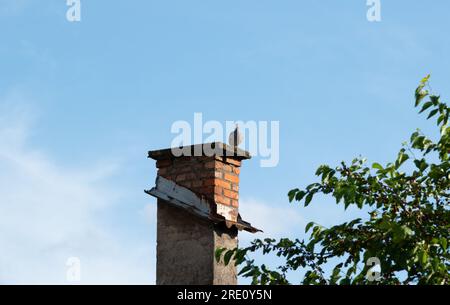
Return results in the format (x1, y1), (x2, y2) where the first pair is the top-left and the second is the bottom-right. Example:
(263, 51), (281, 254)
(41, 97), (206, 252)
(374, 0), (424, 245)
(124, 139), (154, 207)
(213, 224), (238, 285)
(156, 200), (238, 285)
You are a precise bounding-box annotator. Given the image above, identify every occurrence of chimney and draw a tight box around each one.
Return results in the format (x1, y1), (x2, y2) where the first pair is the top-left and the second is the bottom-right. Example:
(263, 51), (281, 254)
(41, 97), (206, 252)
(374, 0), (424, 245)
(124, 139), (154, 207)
(146, 142), (260, 285)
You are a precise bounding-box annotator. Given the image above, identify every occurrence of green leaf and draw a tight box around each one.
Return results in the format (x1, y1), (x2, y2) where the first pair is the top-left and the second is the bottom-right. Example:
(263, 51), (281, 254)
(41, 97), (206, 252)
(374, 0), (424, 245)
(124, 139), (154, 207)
(288, 189), (298, 202)
(419, 101), (433, 113)
(224, 250), (235, 266)
(330, 263), (343, 284)
(415, 74), (430, 107)
(372, 163), (384, 171)
(234, 249), (246, 265)
(295, 190), (307, 202)
(305, 222), (315, 233)
(427, 108), (439, 119)
(311, 226), (322, 238)
(402, 225), (414, 237)
(415, 88), (429, 107)
(437, 114), (445, 126)
(340, 278), (351, 285)
(348, 218), (362, 227)
(215, 248), (226, 262)
(420, 74), (431, 84)
(440, 238), (448, 251)
(395, 151), (409, 168)
(418, 250), (428, 266)
(414, 159), (428, 172)
(304, 192), (314, 206)
(430, 94), (440, 105)
(422, 251), (428, 265)
(238, 265), (252, 276)
(410, 131), (419, 142)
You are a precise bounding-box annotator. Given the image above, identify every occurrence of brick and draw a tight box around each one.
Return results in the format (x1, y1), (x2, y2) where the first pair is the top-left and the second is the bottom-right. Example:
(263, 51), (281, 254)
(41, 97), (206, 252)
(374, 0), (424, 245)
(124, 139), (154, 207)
(198, 171), (214, 178)
(152, 149), (246, 210)
(223, 189), (238, 199)
(175, 156), (191, 164)
(214, 161), (223, 170)
(214, 186), (224, 195)
(203, 179), (216, 186)
(223, 173), (239, 184)
(198, 186), (214, 194)
(161, 174), (176, 181)
(204, 160), (216, 169)
(225, 158), (241, 167)
(222, 164), (232, 172)
(231, 199), (239, 207)
(185, 173), (197, 180)
(157, 167), (168, 175)
(175, 174), (186, 182)
(174, 165), (192, 174)
(229, 206), (239, 217)
(156, 159), (172, 168)
(180, 181), (192, 189)
(215, 179), (231, 189)
(203, 178), (231, 188)
(192, 180), (203, 188)
(215, 195), (231, 206)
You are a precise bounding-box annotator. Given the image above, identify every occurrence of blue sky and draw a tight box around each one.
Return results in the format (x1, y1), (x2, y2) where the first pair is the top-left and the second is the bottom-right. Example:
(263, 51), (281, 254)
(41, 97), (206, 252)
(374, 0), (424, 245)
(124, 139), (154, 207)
(1, 0), (449, 284)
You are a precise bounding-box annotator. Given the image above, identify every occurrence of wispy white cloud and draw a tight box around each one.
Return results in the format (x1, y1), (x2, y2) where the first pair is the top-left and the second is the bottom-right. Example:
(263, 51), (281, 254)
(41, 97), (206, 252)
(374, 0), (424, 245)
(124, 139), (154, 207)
(0, 94), (155, 284)
(238, 197), (305, 245)
(238, 194), (369, 245)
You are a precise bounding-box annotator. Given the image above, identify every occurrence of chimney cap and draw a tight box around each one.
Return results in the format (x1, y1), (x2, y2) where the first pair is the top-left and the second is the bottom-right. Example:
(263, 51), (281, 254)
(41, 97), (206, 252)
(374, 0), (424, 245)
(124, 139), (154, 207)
(148, 142), (251, 161)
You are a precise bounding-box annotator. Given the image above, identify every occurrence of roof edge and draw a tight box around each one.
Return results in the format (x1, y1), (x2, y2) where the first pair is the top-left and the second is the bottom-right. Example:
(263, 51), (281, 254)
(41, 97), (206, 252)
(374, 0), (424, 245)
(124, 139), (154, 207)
(148, 142), (251, 161)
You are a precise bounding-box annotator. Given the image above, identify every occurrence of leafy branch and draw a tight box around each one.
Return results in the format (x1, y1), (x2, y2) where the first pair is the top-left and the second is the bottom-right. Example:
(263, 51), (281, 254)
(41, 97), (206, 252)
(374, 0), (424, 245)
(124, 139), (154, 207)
(217, 75), (449, 285)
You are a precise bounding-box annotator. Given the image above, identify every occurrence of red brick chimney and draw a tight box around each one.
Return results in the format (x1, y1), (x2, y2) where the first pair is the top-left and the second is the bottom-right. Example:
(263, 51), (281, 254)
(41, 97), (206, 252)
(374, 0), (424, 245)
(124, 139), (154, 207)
(146, 142), (259, 285)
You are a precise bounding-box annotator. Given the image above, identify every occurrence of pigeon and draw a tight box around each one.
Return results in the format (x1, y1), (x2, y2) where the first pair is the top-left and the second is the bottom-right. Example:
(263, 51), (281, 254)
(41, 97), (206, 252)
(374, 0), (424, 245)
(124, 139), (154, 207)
(228, 124), (242, 148)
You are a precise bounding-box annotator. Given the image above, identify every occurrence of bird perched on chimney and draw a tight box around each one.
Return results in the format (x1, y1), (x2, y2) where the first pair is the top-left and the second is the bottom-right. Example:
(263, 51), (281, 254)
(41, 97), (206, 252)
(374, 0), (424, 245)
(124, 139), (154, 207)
(228, 124), (242, 148)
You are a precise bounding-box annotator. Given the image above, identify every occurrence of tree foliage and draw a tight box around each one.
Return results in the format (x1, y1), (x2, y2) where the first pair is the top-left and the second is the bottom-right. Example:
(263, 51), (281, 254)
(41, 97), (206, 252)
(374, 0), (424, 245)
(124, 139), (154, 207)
(217, 76), (449, 284)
